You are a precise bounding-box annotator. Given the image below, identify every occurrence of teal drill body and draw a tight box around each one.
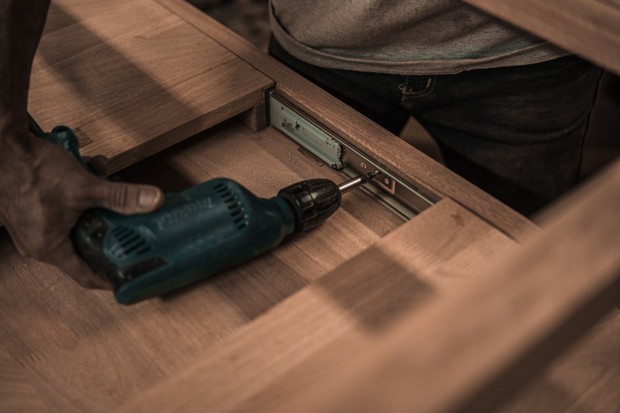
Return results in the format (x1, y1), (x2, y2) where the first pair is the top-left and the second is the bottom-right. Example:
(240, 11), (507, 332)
(73, 179), (299, 304)
(35, 124), (357, 305)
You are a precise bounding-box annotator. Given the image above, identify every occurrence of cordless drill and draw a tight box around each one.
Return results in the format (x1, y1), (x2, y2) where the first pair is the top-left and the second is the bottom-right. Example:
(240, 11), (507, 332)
(32, 122), (377, 304)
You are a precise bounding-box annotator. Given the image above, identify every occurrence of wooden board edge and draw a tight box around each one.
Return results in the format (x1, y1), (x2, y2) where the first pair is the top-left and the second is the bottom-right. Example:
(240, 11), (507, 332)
(463, 0), (620, 76)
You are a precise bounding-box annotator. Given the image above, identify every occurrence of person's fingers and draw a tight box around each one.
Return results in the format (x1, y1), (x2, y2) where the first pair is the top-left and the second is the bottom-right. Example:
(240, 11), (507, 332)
(85, 179), (163, 215)
(86, 155), (109, 177)
(45, 239), (113, 290)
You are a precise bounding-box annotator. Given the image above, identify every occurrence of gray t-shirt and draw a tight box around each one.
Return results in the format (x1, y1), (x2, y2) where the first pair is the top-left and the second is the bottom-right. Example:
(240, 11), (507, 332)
(269, 0), (568, 75)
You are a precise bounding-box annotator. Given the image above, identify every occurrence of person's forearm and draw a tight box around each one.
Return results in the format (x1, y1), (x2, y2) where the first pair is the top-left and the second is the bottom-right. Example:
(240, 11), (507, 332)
(0, 0), (51, 134)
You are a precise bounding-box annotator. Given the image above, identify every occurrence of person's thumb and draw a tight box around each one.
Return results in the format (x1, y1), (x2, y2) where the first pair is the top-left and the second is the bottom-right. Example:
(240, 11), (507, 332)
(87, 179), (164, 215)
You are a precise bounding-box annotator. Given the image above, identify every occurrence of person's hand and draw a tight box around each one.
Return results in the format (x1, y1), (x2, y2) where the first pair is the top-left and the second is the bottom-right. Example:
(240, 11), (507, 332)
(0, 126), (163, 289)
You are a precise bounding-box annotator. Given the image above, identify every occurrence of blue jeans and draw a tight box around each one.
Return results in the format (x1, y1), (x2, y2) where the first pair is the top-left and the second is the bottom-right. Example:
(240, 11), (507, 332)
(269, 37), (602, 215)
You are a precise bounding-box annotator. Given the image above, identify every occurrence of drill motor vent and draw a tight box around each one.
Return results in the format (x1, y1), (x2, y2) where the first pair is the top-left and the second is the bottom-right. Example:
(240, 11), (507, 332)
(108, 226), (152, 260)
(213, 182), (248, 230)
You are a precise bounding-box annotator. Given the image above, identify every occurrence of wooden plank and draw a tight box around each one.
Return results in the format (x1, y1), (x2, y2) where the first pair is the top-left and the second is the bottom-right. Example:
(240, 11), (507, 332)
(234, 160), (620, 413)
(113, 198), (515, 413)
(0, 119), (402, 413)
(0, 344), (57, 413)
(156, 0), (535, 242)
(500, 310), (620, 413)
(28, 0), (274, 173)
(463, 0), (620, 75)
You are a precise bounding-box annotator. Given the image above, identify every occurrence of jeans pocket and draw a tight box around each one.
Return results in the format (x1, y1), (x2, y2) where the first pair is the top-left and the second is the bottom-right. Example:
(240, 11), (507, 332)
(399, 76), (435, 102)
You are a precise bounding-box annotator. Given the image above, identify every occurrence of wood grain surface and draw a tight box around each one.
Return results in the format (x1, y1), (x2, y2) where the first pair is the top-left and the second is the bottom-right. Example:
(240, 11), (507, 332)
(463, 0), (620, 75)
(499, 309), (620, 413)
(28, 0), (273, 173)
(0, 344), (56, 413)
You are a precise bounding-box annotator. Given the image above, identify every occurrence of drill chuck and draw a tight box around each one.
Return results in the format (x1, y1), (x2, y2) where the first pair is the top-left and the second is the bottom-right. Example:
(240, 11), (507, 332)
(277, 171), (379, 233)
(277, 179), (341, 233)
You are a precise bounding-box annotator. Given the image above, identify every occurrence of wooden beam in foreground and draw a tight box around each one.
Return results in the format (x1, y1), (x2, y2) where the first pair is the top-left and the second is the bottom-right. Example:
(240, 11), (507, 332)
(248, 160), (620, 413)
(463, 0), (620, 75)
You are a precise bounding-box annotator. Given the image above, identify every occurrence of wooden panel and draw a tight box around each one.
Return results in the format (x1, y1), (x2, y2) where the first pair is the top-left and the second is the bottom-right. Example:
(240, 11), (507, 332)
(463, 0), (620, 75)
(156, 0), (535, 242)
(231, 160), (620, 413)
(28, 0), (273, 173)
(0, 119), (401, 413)
(0, 344), (56, 413)
(114, 198), (515, 413)
(500, 310), (620, 413)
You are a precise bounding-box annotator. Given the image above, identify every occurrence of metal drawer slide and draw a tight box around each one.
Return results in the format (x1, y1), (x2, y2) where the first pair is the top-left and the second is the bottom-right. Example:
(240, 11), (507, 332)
(269, 91), (436, 219)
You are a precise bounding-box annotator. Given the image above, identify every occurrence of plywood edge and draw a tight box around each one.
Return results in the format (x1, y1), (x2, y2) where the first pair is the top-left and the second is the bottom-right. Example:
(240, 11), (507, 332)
(237, 88), (270, 131)
(156, 0), (536, 243)
(82, 85), (271, 174)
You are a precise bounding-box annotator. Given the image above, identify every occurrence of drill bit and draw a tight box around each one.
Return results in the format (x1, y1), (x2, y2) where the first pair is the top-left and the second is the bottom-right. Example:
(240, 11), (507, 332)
(338, 170), (380, 194)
